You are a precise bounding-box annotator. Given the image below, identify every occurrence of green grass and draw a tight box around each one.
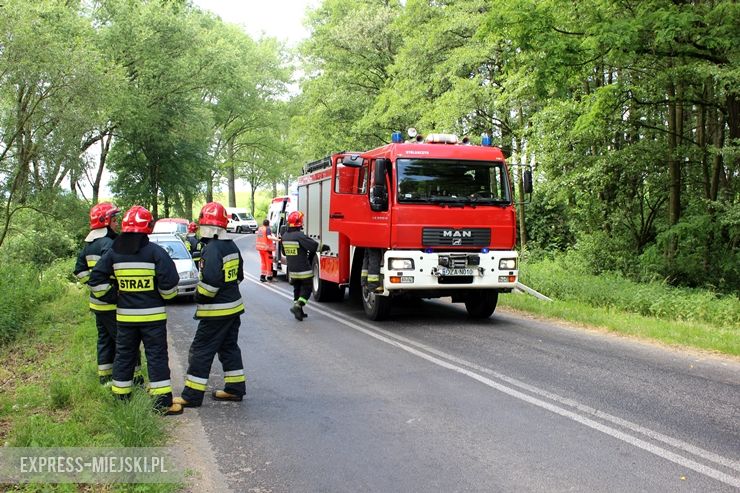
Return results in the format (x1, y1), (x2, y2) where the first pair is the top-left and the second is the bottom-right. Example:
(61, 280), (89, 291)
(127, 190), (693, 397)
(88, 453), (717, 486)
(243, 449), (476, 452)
(502, 256), (740, 356)
(0, 283), (181, 492)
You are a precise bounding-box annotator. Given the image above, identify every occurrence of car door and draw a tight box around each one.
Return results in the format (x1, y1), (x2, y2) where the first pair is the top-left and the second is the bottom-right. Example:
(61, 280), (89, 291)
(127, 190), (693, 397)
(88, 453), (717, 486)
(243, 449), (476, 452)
(328, 155), (391, 248)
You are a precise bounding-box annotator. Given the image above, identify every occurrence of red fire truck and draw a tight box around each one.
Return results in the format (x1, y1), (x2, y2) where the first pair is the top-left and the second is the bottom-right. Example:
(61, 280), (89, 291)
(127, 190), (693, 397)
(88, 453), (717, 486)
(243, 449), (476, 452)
(291, 131), (531, 320)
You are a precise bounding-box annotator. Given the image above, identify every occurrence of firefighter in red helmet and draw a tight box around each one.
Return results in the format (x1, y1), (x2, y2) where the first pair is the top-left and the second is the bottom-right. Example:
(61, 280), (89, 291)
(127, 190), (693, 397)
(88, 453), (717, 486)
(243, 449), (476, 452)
(185, 221), (202, 265)
(174, 202), (246, 407)
(74, 202), (122, 383)
(280, 210), (318, 321)
(88, 205), (182, 415)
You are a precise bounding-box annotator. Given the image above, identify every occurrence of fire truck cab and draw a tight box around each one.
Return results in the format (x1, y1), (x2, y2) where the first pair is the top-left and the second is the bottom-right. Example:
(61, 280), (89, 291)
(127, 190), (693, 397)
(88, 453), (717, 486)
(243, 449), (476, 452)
(296, 131), (528, 320)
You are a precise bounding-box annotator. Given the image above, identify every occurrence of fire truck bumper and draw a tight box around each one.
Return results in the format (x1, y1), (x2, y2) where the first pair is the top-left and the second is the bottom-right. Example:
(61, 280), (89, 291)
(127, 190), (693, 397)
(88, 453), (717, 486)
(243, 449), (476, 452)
(380, 250), (519, 292)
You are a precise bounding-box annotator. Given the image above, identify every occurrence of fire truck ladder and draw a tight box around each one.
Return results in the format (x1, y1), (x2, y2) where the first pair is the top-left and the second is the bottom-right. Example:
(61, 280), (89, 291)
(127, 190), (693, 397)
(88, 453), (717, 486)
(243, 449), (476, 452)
(303, 155), (335, 174)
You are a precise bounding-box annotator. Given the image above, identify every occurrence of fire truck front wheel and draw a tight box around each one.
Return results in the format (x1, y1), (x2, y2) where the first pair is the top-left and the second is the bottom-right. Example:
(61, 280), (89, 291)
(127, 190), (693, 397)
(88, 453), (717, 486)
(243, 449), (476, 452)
(312, 258), (344, 302)
(464, 289), (499, 319)
(362, 287), (392, 321)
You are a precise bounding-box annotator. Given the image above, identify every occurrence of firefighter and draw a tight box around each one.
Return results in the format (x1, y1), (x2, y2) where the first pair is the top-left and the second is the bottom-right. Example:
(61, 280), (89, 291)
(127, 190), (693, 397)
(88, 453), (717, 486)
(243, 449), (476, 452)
(361, 248), (384, 293)
(256, 219), (277, 282)
(74, 202), (121, 384)
(174, 202), (246, 407)
(185, 221), (202, 265)
(88, 205), (183, 416)
(281, 210), (318, 321)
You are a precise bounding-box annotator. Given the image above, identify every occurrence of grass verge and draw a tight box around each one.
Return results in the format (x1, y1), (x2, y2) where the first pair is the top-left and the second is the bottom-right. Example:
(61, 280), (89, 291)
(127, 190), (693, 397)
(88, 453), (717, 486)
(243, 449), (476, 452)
(499, 290), (739, 357)
(0, 283), (181, 492)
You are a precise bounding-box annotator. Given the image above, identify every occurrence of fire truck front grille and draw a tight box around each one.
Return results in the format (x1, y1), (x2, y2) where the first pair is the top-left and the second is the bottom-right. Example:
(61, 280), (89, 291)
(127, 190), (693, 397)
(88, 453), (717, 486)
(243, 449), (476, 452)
(422, 228), (490, 247)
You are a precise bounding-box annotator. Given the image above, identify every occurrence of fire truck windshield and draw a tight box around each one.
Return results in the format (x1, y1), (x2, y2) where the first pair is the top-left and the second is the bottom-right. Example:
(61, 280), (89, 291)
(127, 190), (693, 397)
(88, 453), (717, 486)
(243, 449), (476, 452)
(396, 158), (511, 205)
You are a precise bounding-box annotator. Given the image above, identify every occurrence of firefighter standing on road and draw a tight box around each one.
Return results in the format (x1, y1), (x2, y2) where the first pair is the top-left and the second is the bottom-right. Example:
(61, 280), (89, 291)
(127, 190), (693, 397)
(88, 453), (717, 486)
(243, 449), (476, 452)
(281, 211), (318, 321)
(88, 205), (183, 416)
(185, 221), (202, 266)
(256, 219), (277, 282)
(174, 202), (246, 407)
(74, 202), (120, 384)
(361, 248), (384, 293)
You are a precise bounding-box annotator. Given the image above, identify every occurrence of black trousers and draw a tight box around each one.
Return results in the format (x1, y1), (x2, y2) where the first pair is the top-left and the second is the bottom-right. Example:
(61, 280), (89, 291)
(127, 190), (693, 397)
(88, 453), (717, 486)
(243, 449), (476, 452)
(94, 310), (117, 378)
(181, 316), (245, 404)
(293, 277), (313, 304)
(112, 321), (172, 408)
(95, 311), (141, 381)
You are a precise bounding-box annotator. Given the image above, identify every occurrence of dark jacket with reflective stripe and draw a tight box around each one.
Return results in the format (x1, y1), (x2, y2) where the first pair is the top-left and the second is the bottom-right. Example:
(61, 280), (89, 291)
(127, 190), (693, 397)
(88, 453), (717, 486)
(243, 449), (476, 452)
(74, 230), (117, 312)
(281, 227), (318, 280)
(195, 237), (244, 319)
(88, 234), (179, 326)
(186, 234), (202, 259)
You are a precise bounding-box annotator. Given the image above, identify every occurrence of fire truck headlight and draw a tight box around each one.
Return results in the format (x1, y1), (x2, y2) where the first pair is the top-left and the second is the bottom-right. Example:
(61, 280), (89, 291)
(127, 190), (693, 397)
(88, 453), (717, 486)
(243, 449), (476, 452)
(499, 258), (517, 270)
(389, 258), (414, 270)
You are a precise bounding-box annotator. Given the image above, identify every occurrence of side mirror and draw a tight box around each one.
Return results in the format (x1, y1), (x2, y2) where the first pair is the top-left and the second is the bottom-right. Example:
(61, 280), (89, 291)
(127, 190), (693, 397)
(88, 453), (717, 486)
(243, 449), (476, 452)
(523, 169), (533, 194)
(370, 185), (388, 212)
(370, 158), (390, 212)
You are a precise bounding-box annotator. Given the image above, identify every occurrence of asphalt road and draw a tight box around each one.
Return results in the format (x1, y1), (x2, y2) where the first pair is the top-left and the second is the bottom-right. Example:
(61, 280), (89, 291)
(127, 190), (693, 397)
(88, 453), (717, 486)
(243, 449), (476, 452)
(166, 233), (740, 493)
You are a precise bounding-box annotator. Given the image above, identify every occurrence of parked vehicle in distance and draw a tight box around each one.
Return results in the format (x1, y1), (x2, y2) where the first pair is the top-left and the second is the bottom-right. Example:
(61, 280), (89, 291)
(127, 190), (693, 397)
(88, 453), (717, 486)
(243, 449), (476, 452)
(148, 233), (198, 300)
(225, 208), (258, 233)
(153, 218), (189, 240)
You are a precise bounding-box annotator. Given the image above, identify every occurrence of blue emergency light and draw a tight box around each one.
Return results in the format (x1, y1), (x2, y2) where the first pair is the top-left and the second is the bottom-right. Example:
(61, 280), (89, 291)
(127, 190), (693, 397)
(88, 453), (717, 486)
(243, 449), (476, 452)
(481, 247), (490, 253)
(391, 131), (403, 143)
(481, 133), (492, 146)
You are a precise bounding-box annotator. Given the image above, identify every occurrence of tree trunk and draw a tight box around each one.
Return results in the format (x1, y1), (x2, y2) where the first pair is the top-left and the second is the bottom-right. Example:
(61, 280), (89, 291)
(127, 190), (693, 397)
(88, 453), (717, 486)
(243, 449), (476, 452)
(227, 138), (237, 207)
(184, 193), (193, 221)
(206, 171), (214, 203)
(163, 193), (170, 218)
(92, 132), (112, 204)
(516, 110), (527, 251)
(249, 181), (256, 217)
(667, 82), (680, 259)
(149, 160), (159, 219)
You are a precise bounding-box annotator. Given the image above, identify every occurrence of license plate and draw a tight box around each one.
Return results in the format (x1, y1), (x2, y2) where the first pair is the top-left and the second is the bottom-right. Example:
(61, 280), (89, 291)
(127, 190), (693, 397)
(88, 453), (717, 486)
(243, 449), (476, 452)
(438, 267), (475, 276)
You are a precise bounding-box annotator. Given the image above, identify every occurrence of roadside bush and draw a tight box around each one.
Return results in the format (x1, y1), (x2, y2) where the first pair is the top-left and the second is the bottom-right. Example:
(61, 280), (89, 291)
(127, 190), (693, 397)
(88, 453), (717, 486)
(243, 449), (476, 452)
(0, 258), (73, 345)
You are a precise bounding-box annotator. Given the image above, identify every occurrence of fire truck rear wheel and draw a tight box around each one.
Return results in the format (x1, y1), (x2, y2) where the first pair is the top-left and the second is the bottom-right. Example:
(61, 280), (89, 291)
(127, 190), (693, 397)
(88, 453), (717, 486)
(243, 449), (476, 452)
(312, 258), (342, 302)
(464, 289), (499, 319)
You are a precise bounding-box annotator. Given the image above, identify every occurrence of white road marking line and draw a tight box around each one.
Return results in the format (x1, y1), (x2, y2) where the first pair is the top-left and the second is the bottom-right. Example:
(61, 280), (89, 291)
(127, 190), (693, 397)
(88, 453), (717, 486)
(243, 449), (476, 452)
(246, 274), (740, 487)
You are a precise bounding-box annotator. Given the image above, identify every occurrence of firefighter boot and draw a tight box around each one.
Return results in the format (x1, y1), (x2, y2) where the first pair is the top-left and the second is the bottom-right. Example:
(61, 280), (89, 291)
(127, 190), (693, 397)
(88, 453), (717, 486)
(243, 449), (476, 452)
(165, 402), (184, 416)
(259, 275), (266, 282)
(290, 303), (304, 321)
(212, 390), (243, 402)
(173, 396), (201, 408)
(99, 375), (112, 386)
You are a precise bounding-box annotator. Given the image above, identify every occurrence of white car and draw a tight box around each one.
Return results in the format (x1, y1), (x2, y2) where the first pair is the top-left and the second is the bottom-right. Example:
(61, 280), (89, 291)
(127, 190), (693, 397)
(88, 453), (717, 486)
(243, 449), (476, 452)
(148, 233), (198, 300)
(225, 208), (258, 234)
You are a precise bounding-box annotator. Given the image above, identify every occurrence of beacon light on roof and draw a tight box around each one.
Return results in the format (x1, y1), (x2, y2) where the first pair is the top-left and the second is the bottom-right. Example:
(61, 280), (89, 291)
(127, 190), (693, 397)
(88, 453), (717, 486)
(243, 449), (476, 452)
(391, 131), (403, 143)
(481, 133), (492, 146)
(425, 133), (459, 144)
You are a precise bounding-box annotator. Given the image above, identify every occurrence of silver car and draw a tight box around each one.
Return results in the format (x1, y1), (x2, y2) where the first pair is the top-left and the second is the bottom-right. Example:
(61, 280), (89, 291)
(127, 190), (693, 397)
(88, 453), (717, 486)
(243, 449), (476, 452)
(148, 233), (198, 301)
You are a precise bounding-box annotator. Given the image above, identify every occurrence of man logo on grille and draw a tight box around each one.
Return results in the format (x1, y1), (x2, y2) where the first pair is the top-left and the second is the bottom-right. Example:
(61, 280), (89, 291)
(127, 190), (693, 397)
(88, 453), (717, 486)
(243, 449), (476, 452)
(452, 238), (462, 245)
(442, 230), (472, 238)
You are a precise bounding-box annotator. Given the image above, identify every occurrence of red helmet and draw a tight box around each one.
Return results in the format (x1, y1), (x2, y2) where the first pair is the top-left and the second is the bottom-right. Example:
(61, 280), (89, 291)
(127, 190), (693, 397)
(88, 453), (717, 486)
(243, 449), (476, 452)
(287, 210), (304, 228)
(89, 202), (120, 229)
(188, 222), (198, 233)
(199, 202), (228, 229)
(121, 205), (154, 234)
